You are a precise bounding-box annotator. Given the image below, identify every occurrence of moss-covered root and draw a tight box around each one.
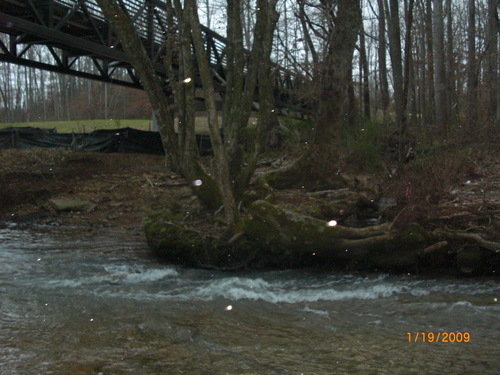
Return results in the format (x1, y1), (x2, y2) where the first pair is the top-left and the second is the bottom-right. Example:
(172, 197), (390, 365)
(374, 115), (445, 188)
(239, 200), (437, 269)
(145, 200), (495, 273)
(143, 211), (207, 265)
(143, 210), (258, 269)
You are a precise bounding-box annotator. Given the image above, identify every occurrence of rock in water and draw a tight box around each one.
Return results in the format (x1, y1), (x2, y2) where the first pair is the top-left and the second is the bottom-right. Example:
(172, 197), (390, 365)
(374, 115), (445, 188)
(49, 198), (97, 212)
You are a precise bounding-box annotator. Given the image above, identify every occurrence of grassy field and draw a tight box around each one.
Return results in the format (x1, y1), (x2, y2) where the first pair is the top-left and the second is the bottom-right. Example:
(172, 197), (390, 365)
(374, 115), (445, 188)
(0, 119), (153, 133)
(0, 117), (223, 134)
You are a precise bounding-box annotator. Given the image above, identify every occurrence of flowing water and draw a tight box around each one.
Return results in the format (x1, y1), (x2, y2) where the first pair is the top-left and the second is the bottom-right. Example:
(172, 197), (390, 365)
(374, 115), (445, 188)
(0, 224), (499, 375)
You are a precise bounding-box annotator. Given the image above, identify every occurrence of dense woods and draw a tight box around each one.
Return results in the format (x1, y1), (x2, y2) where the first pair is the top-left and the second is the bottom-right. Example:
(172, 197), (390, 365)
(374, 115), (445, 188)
(1, 0), (498, 127)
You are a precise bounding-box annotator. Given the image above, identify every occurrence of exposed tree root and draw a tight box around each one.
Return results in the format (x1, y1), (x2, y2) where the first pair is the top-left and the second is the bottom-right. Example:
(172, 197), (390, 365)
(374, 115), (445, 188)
(436, 230), (500, 252)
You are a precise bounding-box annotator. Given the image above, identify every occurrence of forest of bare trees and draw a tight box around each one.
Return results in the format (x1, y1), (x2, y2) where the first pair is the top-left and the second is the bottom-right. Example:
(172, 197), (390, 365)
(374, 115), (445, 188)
(1, 0), (498, 128)
(0, 0), (500, 128)
(0, 40), (151, 123)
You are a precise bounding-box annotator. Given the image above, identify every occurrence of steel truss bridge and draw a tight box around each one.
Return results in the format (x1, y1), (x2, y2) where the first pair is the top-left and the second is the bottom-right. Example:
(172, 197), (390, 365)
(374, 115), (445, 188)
(0, 0), (304, 113)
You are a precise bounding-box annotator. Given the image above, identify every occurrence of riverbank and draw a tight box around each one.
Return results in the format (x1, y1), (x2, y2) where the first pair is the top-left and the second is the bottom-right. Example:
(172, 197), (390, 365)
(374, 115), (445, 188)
(1, 146), (498, 275)
(0, 148), (172, 235)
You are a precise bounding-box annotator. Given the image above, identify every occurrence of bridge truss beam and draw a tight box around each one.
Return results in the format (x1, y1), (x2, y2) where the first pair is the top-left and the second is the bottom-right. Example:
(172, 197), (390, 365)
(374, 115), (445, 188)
(0, 0), (305, 114)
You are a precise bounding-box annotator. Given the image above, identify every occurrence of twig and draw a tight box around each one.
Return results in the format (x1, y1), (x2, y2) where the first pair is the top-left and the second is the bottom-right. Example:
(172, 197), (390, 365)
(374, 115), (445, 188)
(214, 205), (224, 216)
(306, 188), (350, 197)
(227, 231), (245, 245)
(421, 241), (449, 255)
(145, 175), (155, 187)
(389, 206), (408, 230)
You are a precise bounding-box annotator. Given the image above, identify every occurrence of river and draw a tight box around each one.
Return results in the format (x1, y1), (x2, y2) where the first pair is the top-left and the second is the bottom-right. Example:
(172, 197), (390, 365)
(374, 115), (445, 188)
(1, 224), (499, 374)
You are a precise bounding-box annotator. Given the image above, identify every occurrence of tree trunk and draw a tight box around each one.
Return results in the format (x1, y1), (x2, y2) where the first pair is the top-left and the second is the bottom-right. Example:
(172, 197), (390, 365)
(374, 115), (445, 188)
(485, 0), (499, 123)
(223, 0), (246, 179)
(302, 0), (362, 182)
(224, 0), (277, 188)
(170, 0), (198, 173)
(186, 0), (239, 224)
(402, 0), (415, 120)
(377, 0), (390, 114)
(467, 0), (478, 125)
(319, 0), (361, 137)
(239, 201), (434, 269)
(425, 0), (435, 127)
(432, 0), (449, 135)
(265, 1), (361, 189)
(385, 0), (406, 157)
(360, 25), (371, 120)
(445, 0), (456, 122)
(95, 0), (179, 170)
(236, 0), (279, 194)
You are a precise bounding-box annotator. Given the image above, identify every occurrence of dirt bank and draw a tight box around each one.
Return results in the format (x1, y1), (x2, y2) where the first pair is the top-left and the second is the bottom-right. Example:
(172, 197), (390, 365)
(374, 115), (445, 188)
(0, 148), (181, 233)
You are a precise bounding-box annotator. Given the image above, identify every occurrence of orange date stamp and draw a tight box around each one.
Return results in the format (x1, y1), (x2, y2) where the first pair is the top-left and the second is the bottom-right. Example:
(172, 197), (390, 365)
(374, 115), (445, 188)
(407, 332), (471, 342)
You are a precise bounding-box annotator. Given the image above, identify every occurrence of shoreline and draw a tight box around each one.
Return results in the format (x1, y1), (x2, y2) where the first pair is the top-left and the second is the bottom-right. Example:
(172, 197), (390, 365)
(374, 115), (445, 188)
(1, 148), (498, 277)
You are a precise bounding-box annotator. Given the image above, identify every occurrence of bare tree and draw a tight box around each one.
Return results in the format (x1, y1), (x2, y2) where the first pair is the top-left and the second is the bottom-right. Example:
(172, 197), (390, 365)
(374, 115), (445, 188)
(445, 0), (456, 121)
(432, 0), (449, 135)
(185, 0), (238, 223)
(376, 0), (390, 114)
(94, 0), (226, 217)
(425, 0), (435, 125)
(95, 0), (279, 224)
(384, 0), (405, 141)
(467, 0), (478, 125)
(485, 0), (499, 123)
(402, 0), (415, 121)
(359, 22), (371, 119)
(273, 0), (362, 186)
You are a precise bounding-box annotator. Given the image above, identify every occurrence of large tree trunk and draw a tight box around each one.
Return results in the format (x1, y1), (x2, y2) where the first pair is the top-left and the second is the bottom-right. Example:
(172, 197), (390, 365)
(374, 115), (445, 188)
(145, 198), (499, 272)
(432, 0), (449, 135)
(425, 0), (435, 127)
(185, 0), (238, 224)
(277, 0), (361, 187)
(385, 0), (405, 134)
(96, 0), (222, 210)
(223, 0), (247, 179)
(445, 0), (456, 122)
(359, 24), (371, 120)
(467, 0), (478, 125)
(95, 0), (179, 170)
(236, 0), (279, 194)
(485, 0), (499, 123)
(314, 0), (361, 160)
(377, 0), (390, 114)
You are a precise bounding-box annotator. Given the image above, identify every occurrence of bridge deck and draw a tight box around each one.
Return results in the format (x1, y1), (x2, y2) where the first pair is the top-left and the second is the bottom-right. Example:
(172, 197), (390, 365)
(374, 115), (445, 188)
(0, 0), (304, 113)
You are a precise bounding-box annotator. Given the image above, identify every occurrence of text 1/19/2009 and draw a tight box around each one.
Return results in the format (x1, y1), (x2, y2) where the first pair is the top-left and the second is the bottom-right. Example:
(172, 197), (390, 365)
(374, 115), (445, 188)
(407, 332), (470, 342)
